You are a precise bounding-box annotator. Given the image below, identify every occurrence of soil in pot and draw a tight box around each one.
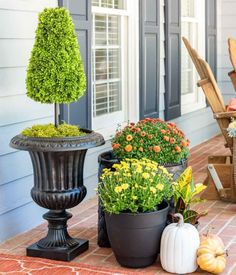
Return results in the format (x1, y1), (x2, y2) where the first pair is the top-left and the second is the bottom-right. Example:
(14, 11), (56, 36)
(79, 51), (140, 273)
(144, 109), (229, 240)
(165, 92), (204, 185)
(105, 201), (169, 268)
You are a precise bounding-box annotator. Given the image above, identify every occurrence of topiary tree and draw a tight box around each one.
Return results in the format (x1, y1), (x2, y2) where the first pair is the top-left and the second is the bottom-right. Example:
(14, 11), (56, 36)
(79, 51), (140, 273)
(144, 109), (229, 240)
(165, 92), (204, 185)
(26, 7), (86, 127)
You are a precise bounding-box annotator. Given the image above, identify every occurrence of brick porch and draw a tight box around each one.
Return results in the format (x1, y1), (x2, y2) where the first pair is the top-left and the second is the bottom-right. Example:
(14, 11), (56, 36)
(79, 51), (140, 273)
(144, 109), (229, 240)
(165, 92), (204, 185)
(0, 135), (236, 274)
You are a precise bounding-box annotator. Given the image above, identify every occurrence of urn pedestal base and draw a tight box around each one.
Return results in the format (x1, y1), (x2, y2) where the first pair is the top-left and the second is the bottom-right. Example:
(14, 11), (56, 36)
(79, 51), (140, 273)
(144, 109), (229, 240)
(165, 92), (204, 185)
(26, 210), (88, 261)
(27, 240), (88, 262)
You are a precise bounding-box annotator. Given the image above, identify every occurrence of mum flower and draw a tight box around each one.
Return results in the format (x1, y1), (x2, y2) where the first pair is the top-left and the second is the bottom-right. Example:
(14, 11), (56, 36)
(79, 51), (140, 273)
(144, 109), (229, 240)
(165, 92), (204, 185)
(181, 139), (188, 147)
(175, 145), (181, 152)
(164, 136), (170, 142)
(156, 183), (164, 191)
(121, 183), (129, 190)
(153, 146), (161, 153)
(150, 187), (157, 194)
(142, 172), (150, 179)
(126, 135), (133, 141)
(115, 186), (123, 193)
(125, 144), (133, 152)
(112, 143), (120, 149)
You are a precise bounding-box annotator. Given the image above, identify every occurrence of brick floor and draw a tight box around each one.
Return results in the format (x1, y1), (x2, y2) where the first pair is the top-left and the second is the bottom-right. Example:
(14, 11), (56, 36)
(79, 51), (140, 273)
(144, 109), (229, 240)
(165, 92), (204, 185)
(0, 134), (236, 274)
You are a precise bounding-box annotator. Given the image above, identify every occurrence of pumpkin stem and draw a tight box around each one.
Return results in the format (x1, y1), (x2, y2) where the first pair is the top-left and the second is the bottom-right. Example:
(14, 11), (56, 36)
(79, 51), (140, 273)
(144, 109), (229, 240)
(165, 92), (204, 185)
(174, 213), (184, 226)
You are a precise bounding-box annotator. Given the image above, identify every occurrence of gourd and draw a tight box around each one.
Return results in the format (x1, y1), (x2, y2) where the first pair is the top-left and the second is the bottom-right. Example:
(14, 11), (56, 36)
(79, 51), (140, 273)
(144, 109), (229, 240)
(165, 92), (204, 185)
(197, 233), (226, 274)
(160, 213), (200, 274)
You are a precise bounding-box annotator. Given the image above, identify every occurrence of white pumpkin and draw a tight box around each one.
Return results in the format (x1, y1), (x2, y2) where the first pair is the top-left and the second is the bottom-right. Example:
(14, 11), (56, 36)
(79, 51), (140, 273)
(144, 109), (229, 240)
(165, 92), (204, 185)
(160, 213), (200, 274)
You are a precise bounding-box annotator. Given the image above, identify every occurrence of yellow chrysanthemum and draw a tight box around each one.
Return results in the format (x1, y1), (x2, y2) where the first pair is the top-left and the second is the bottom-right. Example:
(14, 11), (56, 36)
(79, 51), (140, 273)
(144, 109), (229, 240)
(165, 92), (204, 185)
(136, 165), (142, 173)
(121, 183), (129, 190)
(156, 183), (164, 191)
(150, 187), (157, 194)
(114, 186), (123, 193)
(142, 172), (150, 179)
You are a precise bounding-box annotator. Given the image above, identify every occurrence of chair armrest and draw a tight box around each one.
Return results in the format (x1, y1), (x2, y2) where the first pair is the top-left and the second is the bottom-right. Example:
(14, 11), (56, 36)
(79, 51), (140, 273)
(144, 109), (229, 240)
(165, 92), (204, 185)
(228, 70), (236, 76)
(214, 111), (236, 119)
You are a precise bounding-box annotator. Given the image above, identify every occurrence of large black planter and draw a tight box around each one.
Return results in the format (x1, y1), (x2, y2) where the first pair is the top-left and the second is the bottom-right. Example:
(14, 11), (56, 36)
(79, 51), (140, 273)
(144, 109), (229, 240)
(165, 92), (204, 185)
(97, 151), (188, 248)
(105, 201), (169, 268)
(97, 151), (118, 247)
(10, 129), (104, 262)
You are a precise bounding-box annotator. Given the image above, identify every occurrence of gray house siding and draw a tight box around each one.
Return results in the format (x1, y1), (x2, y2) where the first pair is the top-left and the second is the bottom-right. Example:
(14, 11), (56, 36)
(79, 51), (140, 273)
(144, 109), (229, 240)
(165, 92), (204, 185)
(0, 0), (57, 242)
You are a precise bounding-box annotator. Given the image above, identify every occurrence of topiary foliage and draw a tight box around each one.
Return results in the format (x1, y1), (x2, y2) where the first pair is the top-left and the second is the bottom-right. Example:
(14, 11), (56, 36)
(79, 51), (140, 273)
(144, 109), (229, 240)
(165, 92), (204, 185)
(26, 7), (86, 104)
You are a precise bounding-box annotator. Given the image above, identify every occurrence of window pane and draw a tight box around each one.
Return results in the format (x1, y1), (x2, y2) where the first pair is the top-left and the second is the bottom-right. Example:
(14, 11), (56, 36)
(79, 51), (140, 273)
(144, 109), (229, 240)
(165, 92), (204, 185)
(109, 82), (121, 112)
(182, 0), (195, 17)
(181, 21), (197, 95)
(108, 15), (119, 45)
(95, 49), (107, 81)
(92, 0), (99, 7)
(92, 11), (122, 117)
(92, 0), (124, 9)
(109, 49), (119, 79)
(95, 15), (106, 45)
(101, 0), (113, 8)
(94, 84), (108, 116)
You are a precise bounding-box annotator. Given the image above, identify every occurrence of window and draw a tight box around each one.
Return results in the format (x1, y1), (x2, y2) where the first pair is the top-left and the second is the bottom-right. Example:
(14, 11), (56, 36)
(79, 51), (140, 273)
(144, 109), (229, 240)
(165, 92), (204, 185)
(181, 0), (206, 114)
(91, 0), (139, 137)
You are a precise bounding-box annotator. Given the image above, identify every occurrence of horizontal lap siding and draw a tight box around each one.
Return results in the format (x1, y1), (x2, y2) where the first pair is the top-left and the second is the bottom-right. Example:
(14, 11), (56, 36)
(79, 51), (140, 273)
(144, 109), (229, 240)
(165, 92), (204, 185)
(0, 0), (57, 243)
(217, 0), (236, 103)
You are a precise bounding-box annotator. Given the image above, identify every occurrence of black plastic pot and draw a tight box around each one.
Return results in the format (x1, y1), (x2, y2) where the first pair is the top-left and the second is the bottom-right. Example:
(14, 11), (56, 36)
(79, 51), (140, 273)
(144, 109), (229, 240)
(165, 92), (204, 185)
(10, 129), (104, 262)
(97, 151), (118, 247)
(105, 201), (169, 268)
(164, 159), (188, 180)
(97, 151), (188, 248)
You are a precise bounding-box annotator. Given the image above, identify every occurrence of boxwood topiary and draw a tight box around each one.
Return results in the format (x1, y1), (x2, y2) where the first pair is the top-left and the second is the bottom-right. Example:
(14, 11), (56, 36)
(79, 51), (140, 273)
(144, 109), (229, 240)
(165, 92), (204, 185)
(26, 7), (86, 104)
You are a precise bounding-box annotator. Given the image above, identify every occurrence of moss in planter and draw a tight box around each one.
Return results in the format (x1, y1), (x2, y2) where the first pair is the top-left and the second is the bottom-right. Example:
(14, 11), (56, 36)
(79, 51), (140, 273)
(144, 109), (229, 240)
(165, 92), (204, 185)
(22, 123), (86, 138)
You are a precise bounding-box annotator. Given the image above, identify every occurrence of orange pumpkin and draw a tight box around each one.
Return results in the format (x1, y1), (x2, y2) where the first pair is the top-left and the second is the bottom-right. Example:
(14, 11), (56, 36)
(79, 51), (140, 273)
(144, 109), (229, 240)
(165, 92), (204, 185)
(197, 234), (226, 274)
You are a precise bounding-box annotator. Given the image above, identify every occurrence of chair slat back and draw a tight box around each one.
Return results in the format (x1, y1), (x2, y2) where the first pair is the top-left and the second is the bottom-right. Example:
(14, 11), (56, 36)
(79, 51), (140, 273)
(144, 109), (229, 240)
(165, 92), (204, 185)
(198, 59), (226, 113)
(228, 37), (236, 71)
(182, 37), (206, 79)
(182, 37), (226, 112)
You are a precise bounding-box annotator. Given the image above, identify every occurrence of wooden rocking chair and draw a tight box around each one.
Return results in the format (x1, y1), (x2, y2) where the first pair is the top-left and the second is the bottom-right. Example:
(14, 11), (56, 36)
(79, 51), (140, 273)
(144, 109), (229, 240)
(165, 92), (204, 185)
(228, 37), (236, 90)
(182, 37), (235, 152)
(183, 37), (236, 202)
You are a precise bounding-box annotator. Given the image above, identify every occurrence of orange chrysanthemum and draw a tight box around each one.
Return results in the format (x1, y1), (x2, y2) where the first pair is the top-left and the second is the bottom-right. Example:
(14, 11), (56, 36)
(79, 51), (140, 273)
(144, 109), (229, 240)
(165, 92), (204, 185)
(139, 147), (144, 152)
(112, 143), (120, 149)
(164, 136), (170, 142)
(125, 144), (133, 152)
(126, 135), (133, 141)
(181, 140), (188, 147)
(161, 129), (166, 134)
(170, 138), (176, 144)
(148, 134), (153, 139)
(153, 146), (161, 153)
(175, 145), (181, 152)
(140, 131), (146, 137)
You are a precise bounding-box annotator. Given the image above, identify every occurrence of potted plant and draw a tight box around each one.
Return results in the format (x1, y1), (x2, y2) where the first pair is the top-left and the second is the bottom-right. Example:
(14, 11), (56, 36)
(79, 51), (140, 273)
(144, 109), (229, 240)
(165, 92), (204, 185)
(10, 7), (104, 262)
(98, 118), (190, 246)
(98, 158), (173, 268)
(170, 166), (207, 226)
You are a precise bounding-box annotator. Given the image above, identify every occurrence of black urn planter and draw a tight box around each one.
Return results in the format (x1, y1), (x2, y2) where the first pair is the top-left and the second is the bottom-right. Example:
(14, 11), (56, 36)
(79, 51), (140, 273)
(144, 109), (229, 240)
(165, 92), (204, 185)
(105, 201), (169, 268)
(97, 151), (188, 248)
(10, 129), (104, 262)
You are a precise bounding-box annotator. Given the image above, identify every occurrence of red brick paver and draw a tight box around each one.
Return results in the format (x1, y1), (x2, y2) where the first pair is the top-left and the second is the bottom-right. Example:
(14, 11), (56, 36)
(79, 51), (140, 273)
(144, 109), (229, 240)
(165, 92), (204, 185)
(0, 135), (235, 274)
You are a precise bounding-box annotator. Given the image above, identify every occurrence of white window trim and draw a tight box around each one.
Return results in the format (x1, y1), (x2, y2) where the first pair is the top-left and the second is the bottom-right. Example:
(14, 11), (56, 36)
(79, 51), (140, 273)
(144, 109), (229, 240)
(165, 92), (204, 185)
(181, 0), (206, 115)
(91, 1), (139, 140)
